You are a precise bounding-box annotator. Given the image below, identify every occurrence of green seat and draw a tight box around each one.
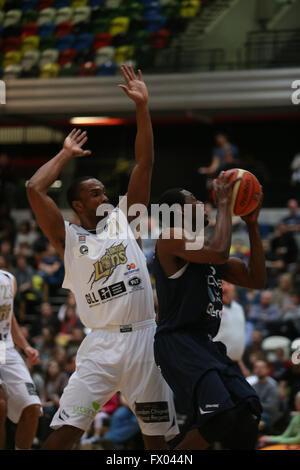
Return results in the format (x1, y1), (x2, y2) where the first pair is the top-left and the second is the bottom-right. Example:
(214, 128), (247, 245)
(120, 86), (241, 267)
(39, 35), (57, 51)
(22, 9), (38, 25)
(133, 30), (150, 48)
(92, 17), (111, 34)
(59, 62), (77, 77)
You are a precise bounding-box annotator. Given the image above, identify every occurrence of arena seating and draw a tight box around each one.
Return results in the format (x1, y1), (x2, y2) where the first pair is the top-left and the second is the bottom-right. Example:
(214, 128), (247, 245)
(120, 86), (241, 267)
(0, 0), (210, 78)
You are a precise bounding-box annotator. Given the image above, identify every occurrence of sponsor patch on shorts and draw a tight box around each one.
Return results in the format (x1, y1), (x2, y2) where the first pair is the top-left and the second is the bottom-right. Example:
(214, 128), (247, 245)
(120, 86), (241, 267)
(135, 401), (169, 423)
(25, 382), (38, 396)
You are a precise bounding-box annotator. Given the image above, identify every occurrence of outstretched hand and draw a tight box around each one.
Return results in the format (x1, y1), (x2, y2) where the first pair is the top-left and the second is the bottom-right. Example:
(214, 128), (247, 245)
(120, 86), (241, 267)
(63, 128), (92, 158)
(118, 64), (148, 105)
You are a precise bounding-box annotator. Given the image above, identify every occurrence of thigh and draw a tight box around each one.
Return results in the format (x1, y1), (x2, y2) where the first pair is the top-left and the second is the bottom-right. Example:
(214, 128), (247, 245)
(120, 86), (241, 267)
(121, 326), (179, 441)
(0, 348), (41, 424)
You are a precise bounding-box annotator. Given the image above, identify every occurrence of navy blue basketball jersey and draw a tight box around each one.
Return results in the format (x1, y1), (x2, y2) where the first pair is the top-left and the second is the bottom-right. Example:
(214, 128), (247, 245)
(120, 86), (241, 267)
(152, 251), (223, 338)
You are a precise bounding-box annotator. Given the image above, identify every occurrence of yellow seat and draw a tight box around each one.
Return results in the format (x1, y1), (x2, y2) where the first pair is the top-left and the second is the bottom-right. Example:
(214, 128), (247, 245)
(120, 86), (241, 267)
(109, 17), (130, 37)
(71, 0), (88, 8)
(40, 62), (60, 78)
(114, 45), (134, 66)
(3, 50), (22, 68)
(180, 0), (201, 18)
(0, 0), (6, 11)
(21, 35), (40, 53)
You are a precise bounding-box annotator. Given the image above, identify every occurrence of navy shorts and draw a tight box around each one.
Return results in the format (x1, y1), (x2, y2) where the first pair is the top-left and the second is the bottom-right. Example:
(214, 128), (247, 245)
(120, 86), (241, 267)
(154, 330), (262, 432)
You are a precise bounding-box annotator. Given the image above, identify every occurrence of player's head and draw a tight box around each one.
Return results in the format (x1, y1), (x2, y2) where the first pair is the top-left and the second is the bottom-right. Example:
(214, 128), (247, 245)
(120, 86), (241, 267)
(67, 176), (109, 221)
(158, 188), (209, 228)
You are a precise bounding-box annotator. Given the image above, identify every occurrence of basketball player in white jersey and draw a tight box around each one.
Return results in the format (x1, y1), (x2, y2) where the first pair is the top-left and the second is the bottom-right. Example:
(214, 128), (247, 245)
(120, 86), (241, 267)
(0, 269), (41, 449)
(27, 65), (178, 450)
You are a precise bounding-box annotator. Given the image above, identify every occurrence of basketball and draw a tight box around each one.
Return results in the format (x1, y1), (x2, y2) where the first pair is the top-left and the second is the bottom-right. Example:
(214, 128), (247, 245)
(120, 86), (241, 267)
(213, 169), (262, 217)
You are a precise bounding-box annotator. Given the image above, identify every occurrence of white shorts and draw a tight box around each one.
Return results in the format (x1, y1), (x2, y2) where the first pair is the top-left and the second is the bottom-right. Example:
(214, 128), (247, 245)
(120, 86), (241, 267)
(51, 319), (179, 439)
(0, 347), (41, 424)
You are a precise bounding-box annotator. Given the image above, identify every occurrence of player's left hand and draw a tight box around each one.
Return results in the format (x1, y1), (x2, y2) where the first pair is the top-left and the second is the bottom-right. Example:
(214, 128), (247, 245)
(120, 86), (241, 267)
(118, 65), (148, 105)
(24, 346), (40, 365)
(241, 189), (263, 225)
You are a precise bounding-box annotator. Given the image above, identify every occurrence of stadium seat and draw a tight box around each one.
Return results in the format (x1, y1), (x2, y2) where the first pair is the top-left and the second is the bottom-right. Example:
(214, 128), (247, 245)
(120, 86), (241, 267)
(74, 32), (93, 51)
(3, 64), (21, 78)
(72, 21), (91, 34)
(55, 7), (73, 25)
(58, 47), (77, 65)
(4, 0), (22, 11)
(0, 11), (4, 25)
(71, 0), (88, 7)
(55, 0), (71, 7)
(3, 25), (22, 39)
(3, 50), (22, 68)
(39, 21), (56, 38)
(93, 32), (112, 50)
(22, 22), (39, 39)
(77, 60), (97, 76)
(39, 62), (60, 77)
(180, 0), (201, 18)
(144, 11), (166, 33)
(37, 0), (55, 10)
(262, 336), (291, 360)
(94, 45), (114, 65)
(3, 10), (22, 28)
(73, 6), (91, 24)
(76, 47), (94, 64)
(40, 35), (57, 50)
(114, 45), (134, 65)
(89, 0), (104, 6)
(97, 60), (116, 76)
(0, 0), (5, 10)
(21, 35), (40, 53)
(149, 29), (170, 49)
(59, 61), (77, 76)
(55, 20), (74, 37)
(39, 48), (59, 67)
(37, 8), (56, 25)
(105, 0), (122, 8)
(133, 29), (150, 48)
(144, 1), (162, 12)
(57, 33), (75, 50)
(22, 9), (38, 25)
(109, 17), (130, 36)
(3, 36), (22, 52)
(21, 0), (38, 11)
(21, 49), (40, 67)
(92, 17), (111, 34)
(112, 33), (131, 48)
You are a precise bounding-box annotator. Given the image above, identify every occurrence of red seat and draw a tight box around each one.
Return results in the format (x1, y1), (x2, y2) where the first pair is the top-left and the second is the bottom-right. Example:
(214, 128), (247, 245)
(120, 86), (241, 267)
(149, 29), (170, 49)
(58, 48), (77, 65)
(3, 36), (22, 53)
(37, 0), (55, 10)
(93, 32), (112, 50)
(55, 21), (74, 38)
(77, 61), (97, 76)
(21, 23), (39, 40)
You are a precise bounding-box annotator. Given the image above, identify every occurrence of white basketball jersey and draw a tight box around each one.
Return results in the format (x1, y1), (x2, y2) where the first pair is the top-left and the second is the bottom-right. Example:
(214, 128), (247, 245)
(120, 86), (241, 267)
(63, 208), (155, 329)
(0, 269), (15, 348)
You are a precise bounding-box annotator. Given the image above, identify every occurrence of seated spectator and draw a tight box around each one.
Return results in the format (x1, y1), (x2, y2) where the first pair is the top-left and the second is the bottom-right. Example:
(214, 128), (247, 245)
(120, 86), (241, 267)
(38, 242), (64, 296)
(0, 238), (14, 271)
(272, 273), (294, 313)
(14, 220), (39, 254)
(52, 346), (68, 370)
(269, 348), (289, 381)
(271, 222), (298, 271)
(198, 132), (239, 177)
(282, 292), (300, 337)
(31, 302), (60, 338)
(66, 328), (85, 356)
(243, 330), (265, 371)
(247, 290), (281, 337)
(13, 254), (43, 321)
(281, 199), (300, 233)
(259, 391), (300, 447)
(252, 359), (281, 432)
(229, 239), (250, 264)
(34, 326), (57, 372)
(0, 255), (8, 270)
(262, 238), (285, 288)
(57, 292), (78, 322)
(58, 305), (83, 338)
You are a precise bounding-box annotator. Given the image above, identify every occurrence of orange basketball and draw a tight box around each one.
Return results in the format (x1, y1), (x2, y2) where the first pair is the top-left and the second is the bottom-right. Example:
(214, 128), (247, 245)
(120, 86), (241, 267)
(213, 169), (262, 216)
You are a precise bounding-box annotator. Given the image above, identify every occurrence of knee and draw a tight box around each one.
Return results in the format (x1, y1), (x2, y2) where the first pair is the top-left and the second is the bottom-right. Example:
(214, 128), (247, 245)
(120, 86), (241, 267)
(21, 404), (41, 422)
(0, 398), (7, 422)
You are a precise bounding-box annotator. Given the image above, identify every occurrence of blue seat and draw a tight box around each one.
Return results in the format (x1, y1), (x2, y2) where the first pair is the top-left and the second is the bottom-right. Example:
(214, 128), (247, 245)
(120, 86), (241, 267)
(144, 12), (166, 32)
(21, 0), (38, 11)
(89, 0), (104, 6)
(55, 0), (71, 8)
(97, 60), (116, 76)
(39, 21), (56, 38)
(57, 33), (75, 50)
(74, 32), (94, 52)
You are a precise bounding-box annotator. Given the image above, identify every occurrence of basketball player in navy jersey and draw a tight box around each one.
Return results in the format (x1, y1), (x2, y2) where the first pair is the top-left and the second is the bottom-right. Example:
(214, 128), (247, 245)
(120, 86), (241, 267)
(153, 171), (266, 449)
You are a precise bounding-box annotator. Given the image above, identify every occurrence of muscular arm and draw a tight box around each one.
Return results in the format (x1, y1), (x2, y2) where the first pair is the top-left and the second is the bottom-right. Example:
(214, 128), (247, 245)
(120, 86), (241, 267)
(220, 206), (266, 289)
(118, 66), (153, 222)
(27, 129), (91, 258)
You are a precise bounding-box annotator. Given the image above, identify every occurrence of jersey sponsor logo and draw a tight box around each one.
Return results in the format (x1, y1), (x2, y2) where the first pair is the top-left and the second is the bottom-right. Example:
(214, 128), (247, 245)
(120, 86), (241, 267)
(59, 409), (70, 421)
(98, 281), (127, 301)
(199, 406), (215, 415)
(78, 235), (86, 243)
(135, 401), (170, 423)
(73, 402), (100, 419)
(25, 382), (38, 396)
(79, 245), (89, 255)
(124, 263), (140, 277)
(128, 277), (141, 287)
(88, 242), (128, 288)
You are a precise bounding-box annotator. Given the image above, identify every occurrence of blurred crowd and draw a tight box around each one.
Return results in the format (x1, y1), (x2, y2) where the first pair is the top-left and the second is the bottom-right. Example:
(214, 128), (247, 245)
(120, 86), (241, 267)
(1, 174), (300, 448)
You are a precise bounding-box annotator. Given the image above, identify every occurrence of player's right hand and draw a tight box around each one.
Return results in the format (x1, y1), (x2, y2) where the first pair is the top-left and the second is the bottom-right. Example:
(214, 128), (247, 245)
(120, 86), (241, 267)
(63, 128), (92, 158)
(213, 170), (241, 206)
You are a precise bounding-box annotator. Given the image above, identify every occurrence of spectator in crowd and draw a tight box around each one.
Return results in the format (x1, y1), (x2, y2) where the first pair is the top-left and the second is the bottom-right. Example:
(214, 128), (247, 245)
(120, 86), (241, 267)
(0, 202), (16, 245)
(213, 281), (246, 362)
(0, 254), (8, 270)
(271, 222), (298, 270)
(290, 153), (300, 194)
(229, 239), (250, 264)
(279, 363), (300, 412)
(268, 348), (290, 381)
(259, 391), (300, 447)
(37, 242), (64, 296)
(65, 353), (76, 378)
(0, 238), (15, 271)
(66, 328), (85, 356)
(282, 292), (300, 337)
(34, 326), (57, 372)
(243, 330), (265, 371)
(281, 199), (300, 233)
(58, 305), (82, 338)
(57, 292), (78, 322)
(247, 290), (281, 337)
(198, 132), (239, 177)
(252, 359), (281, 432)
(32, 302), (60, 338)
(262, 238), (285, 288)
(272, 273), (294, 313)
(14, 220), (39, 254)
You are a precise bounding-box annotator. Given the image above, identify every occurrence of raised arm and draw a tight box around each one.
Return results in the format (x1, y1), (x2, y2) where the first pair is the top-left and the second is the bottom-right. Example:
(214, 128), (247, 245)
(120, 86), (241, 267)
(118, 65), (153, 221)
(26, 129), (91, 258)
(219, 199), (266, 289)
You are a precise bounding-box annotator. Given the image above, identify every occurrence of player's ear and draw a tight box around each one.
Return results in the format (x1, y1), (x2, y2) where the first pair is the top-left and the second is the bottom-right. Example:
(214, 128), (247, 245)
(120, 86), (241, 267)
(72, 200), (82, 213)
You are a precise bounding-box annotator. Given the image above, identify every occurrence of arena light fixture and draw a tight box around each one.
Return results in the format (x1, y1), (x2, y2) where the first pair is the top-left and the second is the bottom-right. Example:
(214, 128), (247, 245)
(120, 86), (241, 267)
(70, 117), (125, 125)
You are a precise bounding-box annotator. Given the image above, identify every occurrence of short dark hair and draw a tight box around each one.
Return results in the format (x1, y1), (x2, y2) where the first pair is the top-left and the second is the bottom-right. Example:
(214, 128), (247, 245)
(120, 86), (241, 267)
(66, 176), (95, 211)
(158, 188), (186, 228)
